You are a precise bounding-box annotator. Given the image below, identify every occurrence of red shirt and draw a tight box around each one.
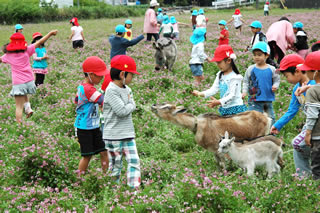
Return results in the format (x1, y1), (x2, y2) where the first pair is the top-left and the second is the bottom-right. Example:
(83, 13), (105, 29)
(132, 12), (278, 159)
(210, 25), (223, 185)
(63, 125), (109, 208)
(219, 29), (229, 45)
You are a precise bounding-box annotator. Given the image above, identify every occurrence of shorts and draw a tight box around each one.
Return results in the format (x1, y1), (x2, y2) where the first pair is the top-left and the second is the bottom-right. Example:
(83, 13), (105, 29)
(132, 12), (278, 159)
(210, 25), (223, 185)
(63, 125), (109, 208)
(77, 128), (106, 156)
(72, 40), (84, 49)
(10, 80), (36, 97)
(190, 64), (203, 76)
(235, 25), (242, 29)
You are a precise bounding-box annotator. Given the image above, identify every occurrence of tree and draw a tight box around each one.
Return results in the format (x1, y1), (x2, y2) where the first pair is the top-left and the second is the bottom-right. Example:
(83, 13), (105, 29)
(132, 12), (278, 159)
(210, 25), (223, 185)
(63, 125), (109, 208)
(256, 0), (259, 9)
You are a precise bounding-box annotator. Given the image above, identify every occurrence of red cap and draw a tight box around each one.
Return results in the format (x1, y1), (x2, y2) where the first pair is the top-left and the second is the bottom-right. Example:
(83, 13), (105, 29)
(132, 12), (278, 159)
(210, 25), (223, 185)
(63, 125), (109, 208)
(266, 1), (269, 4)
(314, 40), (320, 45)
(234, 9), (240, 15)
(279, 54), (304, 71)
(299, 51), (320, 71)
(6, 33), (27, 51)
(32, 32), (42, 39)
(211, 45), (236, 62)
(70, 17), (79, 26)
(82, 56), (108, 76)
(110, 55), (140, 75)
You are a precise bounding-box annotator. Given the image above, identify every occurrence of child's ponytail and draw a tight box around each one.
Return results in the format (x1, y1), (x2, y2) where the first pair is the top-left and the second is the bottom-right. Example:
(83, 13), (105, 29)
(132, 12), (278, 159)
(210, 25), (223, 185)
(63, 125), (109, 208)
(231, 59), (240, 75)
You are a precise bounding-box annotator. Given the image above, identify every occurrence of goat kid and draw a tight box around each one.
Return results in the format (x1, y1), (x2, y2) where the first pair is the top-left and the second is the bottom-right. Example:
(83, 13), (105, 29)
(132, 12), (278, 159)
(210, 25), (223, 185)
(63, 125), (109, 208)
(218, 131), (283, 178)
(153, 37), (177, 72)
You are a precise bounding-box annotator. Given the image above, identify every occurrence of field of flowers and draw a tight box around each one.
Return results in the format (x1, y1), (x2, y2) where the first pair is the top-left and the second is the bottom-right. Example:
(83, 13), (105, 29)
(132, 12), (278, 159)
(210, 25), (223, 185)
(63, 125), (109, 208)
(0, 7), (320, 212)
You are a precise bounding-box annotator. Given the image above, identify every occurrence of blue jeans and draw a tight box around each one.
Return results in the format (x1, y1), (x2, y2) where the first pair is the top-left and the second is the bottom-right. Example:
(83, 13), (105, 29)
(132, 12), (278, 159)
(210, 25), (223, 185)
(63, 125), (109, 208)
(248, 101), (275, 124)
(292, 128), (311, 176)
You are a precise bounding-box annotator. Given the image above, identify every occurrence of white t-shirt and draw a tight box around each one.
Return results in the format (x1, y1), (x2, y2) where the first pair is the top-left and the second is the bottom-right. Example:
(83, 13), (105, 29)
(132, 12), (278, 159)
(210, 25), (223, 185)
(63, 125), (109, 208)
(232, 14), (242, 28)
(161, 23), (173, 34)
(196, 14), (206, 28)
(71, 26), (83, 41)
(264, 4), (269, 11)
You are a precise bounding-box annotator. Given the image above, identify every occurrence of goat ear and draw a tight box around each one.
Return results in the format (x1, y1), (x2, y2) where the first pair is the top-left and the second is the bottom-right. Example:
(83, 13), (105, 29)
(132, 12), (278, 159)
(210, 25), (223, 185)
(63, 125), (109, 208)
(230, 137), (235, 142)
(152, 42), (157, 49)
(224, 131), (229, 139)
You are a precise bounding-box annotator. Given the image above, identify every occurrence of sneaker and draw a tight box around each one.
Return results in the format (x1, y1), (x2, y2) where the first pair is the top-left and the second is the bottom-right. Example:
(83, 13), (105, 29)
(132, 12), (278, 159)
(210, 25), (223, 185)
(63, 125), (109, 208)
(25, 107), (33, 118)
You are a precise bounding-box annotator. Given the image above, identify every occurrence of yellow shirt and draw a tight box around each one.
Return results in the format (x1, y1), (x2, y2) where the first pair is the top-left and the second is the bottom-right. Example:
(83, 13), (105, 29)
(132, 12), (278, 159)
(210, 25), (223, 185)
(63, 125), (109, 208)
(124, 28), (132, 41)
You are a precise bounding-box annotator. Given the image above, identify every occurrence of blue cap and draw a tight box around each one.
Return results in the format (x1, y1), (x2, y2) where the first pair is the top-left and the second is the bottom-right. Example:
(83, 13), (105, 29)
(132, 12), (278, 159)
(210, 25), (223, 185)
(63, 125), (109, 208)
(15, 24), (23, 30)
(125, 19), (132, 25)
(192, 10), (198, 16)
(293, 22), (303, 29)
(190, 28), (206, 45)
(115, 25), (127, 33)
(252, 42), (268, 53)
(199, 9), (204, 14)
(250, 21), (262, 29)
(163, 15), (170, 24)
(170, 16), (177, 24)
(158, 8), (162, 12)
(218, 20), (227, 26)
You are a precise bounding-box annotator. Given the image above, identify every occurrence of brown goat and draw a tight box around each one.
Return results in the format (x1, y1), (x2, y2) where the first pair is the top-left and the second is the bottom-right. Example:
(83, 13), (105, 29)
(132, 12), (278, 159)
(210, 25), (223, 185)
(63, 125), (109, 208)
(151, 103), (272, 168)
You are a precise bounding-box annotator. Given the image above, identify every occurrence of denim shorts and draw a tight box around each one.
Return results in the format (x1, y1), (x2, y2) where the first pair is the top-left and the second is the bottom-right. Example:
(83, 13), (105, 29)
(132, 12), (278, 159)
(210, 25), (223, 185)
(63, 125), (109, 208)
(190, 64), (203, 76)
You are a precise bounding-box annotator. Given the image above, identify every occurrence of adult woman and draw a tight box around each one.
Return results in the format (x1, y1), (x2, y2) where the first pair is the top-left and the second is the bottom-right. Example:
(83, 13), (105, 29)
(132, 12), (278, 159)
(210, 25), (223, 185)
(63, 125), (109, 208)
(143, 0), (159, 41)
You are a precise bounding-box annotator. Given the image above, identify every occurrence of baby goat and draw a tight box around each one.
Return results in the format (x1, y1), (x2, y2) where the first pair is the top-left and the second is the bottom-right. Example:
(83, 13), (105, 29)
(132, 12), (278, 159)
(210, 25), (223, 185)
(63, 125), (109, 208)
(218, 131), (283, 178)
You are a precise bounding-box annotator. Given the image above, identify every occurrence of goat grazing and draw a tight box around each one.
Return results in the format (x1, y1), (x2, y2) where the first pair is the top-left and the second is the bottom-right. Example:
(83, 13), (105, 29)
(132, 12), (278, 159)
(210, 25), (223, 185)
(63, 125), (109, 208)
(153, 37), (177, 72)
(151, 103), (272, 169)
(218, 131), (283, 177)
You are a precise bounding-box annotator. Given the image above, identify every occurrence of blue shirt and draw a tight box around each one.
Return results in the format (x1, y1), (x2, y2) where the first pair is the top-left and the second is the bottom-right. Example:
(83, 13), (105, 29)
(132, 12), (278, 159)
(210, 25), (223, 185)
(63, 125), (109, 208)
(32, 47), (47, 69)
(249, 67), (275, 101)
(274, 80), (316, 131)
(109, 34), (144, 59)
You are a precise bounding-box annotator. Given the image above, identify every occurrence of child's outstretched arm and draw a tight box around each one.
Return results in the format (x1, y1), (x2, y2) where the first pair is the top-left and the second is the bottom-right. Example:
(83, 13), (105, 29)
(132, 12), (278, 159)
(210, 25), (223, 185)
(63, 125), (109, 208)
(35, 30), (58, 49)
(227, 18), (233, 24)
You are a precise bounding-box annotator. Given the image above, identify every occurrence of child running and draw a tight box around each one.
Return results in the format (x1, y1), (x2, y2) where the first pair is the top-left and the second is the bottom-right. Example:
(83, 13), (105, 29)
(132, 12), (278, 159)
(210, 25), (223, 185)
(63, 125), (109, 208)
(0, 30), (58, 123)
(298, 51), (320, 180)
(109, 25), (144, 60)
(270, 54), (315, 177)
(264, 2), (270, 16)
(103, 55), (141, 188)
(218, 20), (229, 45)
(74, 56), (109, 175)
(189, 28), (209, 86)
(124, 19), (133, 41)
(246, 21), (267, 52)
(242, 42), (280, 123)
(31, 32), (49, 86)
(192, 45), (247, 116)
(69, 17), (85, 49)
(227, 9), (245, 34)
(293, 22), (309, 59)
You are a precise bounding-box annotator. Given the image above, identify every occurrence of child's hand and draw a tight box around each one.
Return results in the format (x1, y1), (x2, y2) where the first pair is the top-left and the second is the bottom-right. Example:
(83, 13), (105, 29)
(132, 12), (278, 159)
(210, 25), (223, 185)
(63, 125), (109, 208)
(270, 126), (280, 135)
(241, 92), (247, 99)
(50, 30), (58, 36)
(207, 97), (221, 108)
(272, 86), (277, 92)
(295, 83), (311, 96)
(305, 130), (312, 147)
(192, 90), (200, 96)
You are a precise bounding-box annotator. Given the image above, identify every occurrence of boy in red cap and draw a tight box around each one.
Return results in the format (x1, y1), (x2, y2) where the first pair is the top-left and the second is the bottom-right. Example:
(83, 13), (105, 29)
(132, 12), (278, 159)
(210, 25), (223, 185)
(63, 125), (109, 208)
(271, 54), (315, 177)
(74, 56), (109, 175)
(103, 55), (141, 188)
(227, 9), (245, 34)
(69, 17), (85, 49)
(0, 30), (57, 123)
(298, 51), (320, 180)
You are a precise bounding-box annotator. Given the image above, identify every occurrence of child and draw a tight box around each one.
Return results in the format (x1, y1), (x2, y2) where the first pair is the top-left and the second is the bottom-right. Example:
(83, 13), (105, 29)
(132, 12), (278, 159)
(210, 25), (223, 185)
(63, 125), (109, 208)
(293, 22), (309, 59)
(227, 9), (245, 34)
(69, 17), (85, 49)
(191, 10), (198, 31)
(192, 45), (247, 116)
(218, 20), (229, 46)
(242, 42), (280, 123)
(0, 30), (58, 123)
(109, 25), (144, 60)
(157, 8), (164, 24)
(189, 28), (209, 86)
(196, 9), (206, 29)
(74, 56), (109, 175)
(124, 19), (133, 41)
(264, 2), (270, 16)
(143, 0), (159, 42)
(170, 16), (189, 40)
(15, 24), (23, 33)
(31, 32), (49, 87)
(103, 55), (141, 188)
(298, 51), (320, 180)
(159, 15), (173, 38)
(246, 21), (267, 52)
(270, 54), (315, 176)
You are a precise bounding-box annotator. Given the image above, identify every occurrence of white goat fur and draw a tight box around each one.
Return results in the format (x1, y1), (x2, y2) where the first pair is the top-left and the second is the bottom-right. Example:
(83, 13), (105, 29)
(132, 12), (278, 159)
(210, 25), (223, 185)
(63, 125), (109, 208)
(218, 131), (283, 177)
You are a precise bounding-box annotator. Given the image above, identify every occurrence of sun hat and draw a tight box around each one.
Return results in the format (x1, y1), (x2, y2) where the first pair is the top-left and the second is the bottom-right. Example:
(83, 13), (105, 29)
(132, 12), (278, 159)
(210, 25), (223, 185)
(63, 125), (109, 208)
(192, 10), (198, 16)
(250, 21), (262, 29)
(234, 9), (241, 15)
(15, 24), (23, 30)
(293, 22), (304, 29)
(279, 54), (304, 71)
(69, 17), (79, 26)
(150, 0), (159, 7)
(6, 33), (27, 51)
(199, 9), (204, 14)
(190, 28), (206, 45)
(158, 8), (162, 12)
(163, 15), (170, 24)
(82, 56), (108, 76)
(251, 42), (268, 54)
(211, 45), (236, 62)
(125, 19), (132, 25)
(111, 55), (140, 75)
(299, 51), (320, 71)
(115, 25), (127, 33)
(218, 20), (227, 26)
(170, 16), (177, 24)
(32, 32), (42, 39)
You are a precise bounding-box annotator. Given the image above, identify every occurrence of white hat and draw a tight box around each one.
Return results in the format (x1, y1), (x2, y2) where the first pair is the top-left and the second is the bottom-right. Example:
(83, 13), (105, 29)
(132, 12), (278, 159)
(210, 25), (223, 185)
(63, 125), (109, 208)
(150, 0), (159, 6)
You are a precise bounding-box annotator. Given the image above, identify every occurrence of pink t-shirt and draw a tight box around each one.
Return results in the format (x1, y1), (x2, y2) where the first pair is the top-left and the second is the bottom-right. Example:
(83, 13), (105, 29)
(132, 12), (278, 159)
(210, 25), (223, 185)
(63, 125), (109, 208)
(1, 44), (35, 85)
